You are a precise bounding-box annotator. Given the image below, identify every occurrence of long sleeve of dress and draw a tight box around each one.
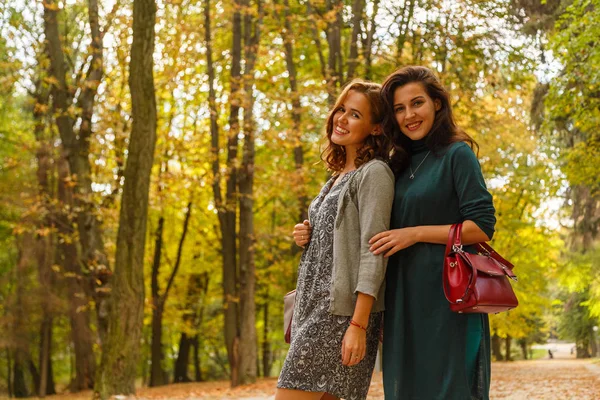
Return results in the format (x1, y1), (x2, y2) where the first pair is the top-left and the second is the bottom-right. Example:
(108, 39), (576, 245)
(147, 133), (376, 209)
(450, 143), (496, 239)
(355, 162), (395, 299)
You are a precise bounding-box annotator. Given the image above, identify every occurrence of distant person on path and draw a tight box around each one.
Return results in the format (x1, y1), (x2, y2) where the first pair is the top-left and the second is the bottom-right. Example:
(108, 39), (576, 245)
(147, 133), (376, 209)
(276, 80), (394, 400)
(369, 66), (497, 400)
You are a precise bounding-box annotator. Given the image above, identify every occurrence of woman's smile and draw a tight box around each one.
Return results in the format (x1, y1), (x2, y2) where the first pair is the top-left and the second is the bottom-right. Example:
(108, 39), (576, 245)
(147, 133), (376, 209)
(405, 121), (422, 131)
(334, 125), (350, 135)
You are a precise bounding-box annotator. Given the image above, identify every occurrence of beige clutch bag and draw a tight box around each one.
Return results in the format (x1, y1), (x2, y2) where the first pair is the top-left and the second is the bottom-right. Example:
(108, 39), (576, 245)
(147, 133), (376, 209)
(283, 289), (296, 344)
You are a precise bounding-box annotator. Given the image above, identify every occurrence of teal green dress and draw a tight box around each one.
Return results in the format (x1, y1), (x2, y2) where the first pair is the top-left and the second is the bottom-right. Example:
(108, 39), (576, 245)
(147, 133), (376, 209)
(383, 139), (496, 400)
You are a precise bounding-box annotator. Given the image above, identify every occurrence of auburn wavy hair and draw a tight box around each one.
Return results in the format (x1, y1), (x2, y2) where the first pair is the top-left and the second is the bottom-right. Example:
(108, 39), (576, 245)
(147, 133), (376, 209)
(380, 66), (478, 174)
(322, 80), (390, 172)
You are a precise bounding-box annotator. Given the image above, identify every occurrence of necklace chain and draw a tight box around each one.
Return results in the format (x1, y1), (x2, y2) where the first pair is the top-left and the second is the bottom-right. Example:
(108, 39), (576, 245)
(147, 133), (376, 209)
(409, 151), (431, 180)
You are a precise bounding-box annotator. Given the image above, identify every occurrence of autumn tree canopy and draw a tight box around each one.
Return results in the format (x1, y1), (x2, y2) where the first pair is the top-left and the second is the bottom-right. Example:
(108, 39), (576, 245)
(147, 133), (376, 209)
(0, 0), (598, 396)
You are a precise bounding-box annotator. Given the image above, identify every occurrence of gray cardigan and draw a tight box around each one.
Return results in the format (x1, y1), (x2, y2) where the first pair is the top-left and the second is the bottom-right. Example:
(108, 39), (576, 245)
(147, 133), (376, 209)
(324, 159), (395, 316)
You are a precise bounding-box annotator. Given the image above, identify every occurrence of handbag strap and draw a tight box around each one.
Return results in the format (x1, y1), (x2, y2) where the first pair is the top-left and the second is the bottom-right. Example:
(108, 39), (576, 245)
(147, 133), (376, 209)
(475, 242), (515, 270)
(446, 224), (513, 271)
(444, 222), (463, 258)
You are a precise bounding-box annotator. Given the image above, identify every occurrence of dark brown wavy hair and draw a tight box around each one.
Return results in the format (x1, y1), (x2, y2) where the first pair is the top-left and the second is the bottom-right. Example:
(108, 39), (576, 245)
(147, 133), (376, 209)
(380, 66), (478, 174)
(322, 79), (390, 173)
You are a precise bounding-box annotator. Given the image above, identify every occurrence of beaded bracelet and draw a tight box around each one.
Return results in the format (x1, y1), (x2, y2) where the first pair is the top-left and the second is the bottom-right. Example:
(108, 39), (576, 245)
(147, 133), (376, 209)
(350, 320), (367, 331)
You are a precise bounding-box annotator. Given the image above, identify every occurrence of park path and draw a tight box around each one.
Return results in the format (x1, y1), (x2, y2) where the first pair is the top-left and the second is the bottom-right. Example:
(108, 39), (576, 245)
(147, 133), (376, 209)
(13, 359), (600, 400)
(135, 359), (600, 400)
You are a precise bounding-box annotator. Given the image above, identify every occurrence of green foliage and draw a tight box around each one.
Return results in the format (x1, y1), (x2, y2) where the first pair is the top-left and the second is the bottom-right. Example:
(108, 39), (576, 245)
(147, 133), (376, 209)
(539, 0), (600, 349)
(545, 0), (600, 193)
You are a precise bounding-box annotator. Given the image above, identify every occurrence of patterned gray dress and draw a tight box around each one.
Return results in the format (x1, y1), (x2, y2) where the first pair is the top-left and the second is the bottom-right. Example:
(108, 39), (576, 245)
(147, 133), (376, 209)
(278, 172), (382, 400)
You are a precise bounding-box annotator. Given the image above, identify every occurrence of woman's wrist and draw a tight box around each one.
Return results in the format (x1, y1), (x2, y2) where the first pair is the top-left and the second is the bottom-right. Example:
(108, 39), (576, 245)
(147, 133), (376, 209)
(410, 226), (421, 244)
(350, 319), (368, 331)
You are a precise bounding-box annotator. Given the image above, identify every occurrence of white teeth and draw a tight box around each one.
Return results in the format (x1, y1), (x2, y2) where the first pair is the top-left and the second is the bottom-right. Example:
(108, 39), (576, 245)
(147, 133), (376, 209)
(336, 126), (349, 134)
(407, 122), (421, 130)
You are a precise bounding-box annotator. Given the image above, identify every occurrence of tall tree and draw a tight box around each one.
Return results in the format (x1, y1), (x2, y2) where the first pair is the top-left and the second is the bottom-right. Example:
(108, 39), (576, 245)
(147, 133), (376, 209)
(238, 0), (263, 383)
(31, 58), (57, 397)
(42, 1), (98, 388)
(41, 0), (117, 347)
(277, 0), (308, 223)
(94, 0), (157, 396)
(205, 0), (263, 386)
(150, 201), (193, 386)
(346, 0), (365, 79)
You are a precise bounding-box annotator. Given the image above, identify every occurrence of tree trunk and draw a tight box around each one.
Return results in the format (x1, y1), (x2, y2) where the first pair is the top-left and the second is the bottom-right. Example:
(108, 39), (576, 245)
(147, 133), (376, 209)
(94, 0), (157, 397)
(505, 336), (513, 361)
(12, 234), (36, 398)
(363, 0), (379, 80)
(151, 202), (192, 386)
(150, 217), (167, 387)
(590, 326), (598, 357)
(492, 334), (503, 361)
(174, 273), (209, 383)
(518, 338), (528, 360)
(12, 355), (28, 398)
(279, 0), (307, 224)
(326, 0), (343, 102)
(56, 155), (97, 391)
(237, 0), (263, 386)
(262, 302), (272, 377)
(76, 0), (112, 345)
(221, 0), (242, 385)
(38, 318), (56, 396)
(6, 349), (13, 398)
(193, 335), (201, 382)
(32, 74), (57, 398)
(346, 0), (364, 80)
(43, 2), (107, 388)
(174, 334), (192, 383)
(306, 1), (328, 89)
(28, 359), (41, 395)
(150, 302), (168, 386)
(42, 0), (112, 345)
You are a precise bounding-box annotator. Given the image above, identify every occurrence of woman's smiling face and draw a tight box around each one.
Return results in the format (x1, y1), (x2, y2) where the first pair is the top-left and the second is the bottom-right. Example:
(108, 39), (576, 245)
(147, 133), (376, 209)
(331, 90), (378, 153)
(393, 82), (441, 141)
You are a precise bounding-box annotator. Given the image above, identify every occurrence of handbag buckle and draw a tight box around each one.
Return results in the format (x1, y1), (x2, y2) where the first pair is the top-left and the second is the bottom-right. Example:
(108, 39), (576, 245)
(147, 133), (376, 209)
(450, 261), (457, 268)
(452, 244), (464, 253)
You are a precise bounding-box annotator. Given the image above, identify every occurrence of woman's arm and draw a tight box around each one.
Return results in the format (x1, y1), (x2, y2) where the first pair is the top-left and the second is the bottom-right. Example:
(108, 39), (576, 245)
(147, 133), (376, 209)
(341, 162), (393, 366)
(371, 144), (495, 257)
(341, 293), (374, 366)
(369, 220), (490, 257)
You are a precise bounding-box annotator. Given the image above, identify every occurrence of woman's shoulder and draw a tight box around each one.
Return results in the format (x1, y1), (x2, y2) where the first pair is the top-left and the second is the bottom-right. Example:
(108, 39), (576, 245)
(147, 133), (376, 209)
(355, 159), (394, 192)
(359, 158), (393, 176)
(443, 141), (479, 163)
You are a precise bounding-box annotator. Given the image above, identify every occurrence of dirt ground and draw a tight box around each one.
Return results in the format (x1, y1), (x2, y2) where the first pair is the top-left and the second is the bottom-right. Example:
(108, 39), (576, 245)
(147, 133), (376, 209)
(7, 358), (600, 400)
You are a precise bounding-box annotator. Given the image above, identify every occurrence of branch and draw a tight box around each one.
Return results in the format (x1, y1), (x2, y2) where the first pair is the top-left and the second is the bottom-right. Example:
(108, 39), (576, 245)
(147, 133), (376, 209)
(162, 201), (193, 302)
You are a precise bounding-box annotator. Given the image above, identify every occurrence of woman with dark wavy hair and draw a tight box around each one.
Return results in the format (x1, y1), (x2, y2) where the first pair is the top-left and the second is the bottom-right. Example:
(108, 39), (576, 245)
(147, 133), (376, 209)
(276, 80), (394, 400)
(369, 66), (496, 400)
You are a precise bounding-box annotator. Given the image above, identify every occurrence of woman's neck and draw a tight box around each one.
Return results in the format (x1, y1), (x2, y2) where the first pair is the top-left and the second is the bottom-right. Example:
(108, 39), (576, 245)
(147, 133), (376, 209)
(410, 137), (429, 154)
(342, 146), (358, 172)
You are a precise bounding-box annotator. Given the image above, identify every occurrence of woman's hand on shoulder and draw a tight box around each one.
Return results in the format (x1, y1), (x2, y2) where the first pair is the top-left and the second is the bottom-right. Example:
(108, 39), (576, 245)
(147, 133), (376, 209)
(293, 220), (312, 247)
(369, 227), (418, 257)
(341, 324), (366, 366)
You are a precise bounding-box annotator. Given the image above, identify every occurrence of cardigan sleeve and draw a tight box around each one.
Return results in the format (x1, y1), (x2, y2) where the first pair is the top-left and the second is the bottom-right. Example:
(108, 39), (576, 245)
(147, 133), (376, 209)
(450, 143), (496, 239)
(354, 161), (395, 299)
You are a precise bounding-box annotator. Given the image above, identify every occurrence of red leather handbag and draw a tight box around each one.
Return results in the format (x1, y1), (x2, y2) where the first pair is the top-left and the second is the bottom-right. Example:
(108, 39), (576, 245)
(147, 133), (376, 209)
(443, 223), (519, 314)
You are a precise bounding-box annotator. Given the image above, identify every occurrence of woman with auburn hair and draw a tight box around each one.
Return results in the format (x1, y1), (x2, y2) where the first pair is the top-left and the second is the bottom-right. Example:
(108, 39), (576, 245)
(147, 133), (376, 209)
(276, 80), (394, 400)
(369, 66), (496, 399)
